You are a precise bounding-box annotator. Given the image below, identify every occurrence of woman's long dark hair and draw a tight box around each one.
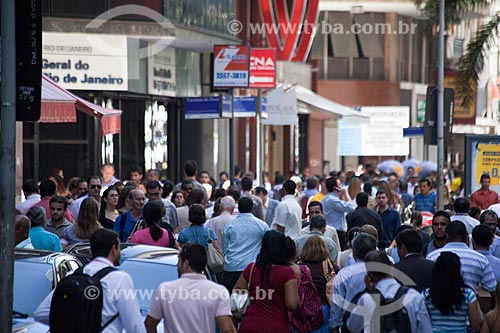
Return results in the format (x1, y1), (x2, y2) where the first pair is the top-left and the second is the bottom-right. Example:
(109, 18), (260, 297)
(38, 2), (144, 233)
(256, 230), (289, 288)
(143, 201), (163, 242)
(429, 252), (466, 315)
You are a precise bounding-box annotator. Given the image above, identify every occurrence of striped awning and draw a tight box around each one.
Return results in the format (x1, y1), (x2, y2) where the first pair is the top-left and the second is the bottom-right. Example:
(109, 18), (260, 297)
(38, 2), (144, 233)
(40, 75), (122, 135)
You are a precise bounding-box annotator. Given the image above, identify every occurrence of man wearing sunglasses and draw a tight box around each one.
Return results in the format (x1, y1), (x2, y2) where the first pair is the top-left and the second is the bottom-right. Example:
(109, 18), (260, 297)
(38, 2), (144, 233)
(69, 176), (102, 220)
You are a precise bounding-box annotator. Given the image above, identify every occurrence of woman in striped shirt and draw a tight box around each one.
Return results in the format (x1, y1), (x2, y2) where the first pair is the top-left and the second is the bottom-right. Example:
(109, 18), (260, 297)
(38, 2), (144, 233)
(422, 251), (484, 332)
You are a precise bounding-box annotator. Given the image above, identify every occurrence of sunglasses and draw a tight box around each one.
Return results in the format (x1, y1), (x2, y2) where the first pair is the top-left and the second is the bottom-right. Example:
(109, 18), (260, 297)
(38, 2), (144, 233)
(90, 184), (102, 189)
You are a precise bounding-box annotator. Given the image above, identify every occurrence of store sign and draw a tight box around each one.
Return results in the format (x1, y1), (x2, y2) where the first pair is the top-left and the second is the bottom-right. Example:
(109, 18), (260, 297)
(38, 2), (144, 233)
(42, 32), (128, 91)
(262, 86), (297, 125)
(444, 73), (476, 125)
(338, 107), (409, 156)
(148, 47), (176, 96)
(259, 0), (319, 62)
(249, 49), (276, 88)
(213, 45), (249, 87)
(465, 135), (500, 196)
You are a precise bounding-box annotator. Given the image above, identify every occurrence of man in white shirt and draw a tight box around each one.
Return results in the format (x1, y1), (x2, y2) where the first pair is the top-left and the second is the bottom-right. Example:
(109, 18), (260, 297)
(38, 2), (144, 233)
(451, 197), (479, 234)
(34, 229), (145, 333)
(16, 180), (41, 214)
(271, 180), (303, 239)
(206, 196), (235, 248)
(145, 243), (236, 333)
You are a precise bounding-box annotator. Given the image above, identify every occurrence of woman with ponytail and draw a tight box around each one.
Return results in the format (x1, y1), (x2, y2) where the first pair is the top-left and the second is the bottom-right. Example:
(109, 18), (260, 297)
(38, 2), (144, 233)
(130, 201), (175, 247)
(422, 251), (484, 332)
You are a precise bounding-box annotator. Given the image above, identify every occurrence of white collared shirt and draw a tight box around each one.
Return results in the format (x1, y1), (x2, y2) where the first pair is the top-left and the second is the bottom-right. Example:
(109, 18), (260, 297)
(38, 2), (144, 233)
(16, 193), (41, 215)
(34, 257), (145, 333)
(271, 194), (303, 239)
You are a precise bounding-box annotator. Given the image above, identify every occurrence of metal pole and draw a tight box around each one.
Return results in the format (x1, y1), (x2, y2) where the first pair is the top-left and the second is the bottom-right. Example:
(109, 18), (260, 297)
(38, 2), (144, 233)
(118, 93), (122, 179)
(229, 90), (235, 185)
(255, 89), (262, 186)
(437, 0), (445, 210)
(0, 0), (17, 330)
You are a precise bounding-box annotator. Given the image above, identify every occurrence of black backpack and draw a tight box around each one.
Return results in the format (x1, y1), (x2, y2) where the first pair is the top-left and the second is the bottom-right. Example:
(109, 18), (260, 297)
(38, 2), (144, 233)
(50, 266), (119, 333)
(369, 286), (411, 333)
(342, 286), (411, 333)
(342, 288), (368, 333)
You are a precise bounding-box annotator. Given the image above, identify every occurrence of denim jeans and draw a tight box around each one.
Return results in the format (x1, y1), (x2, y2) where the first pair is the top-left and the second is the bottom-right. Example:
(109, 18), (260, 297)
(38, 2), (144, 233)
(311, 304), (330, 333)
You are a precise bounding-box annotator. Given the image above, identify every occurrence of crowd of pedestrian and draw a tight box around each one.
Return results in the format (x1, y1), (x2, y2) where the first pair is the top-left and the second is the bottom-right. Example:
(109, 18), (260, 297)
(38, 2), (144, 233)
(12, 160), (500, 332)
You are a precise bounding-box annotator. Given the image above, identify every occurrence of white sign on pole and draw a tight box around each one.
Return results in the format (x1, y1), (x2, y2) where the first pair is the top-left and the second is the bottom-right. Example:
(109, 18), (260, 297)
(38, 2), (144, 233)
(42, 32), (128, 91)
(213, 45), (249, 87)
(338, 106), (410, 156)
(262, 86), (298, 125)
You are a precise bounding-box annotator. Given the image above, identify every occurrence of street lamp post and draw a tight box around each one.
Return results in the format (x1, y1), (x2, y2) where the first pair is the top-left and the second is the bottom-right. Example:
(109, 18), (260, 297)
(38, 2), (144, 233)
(437, 0), (445, 210)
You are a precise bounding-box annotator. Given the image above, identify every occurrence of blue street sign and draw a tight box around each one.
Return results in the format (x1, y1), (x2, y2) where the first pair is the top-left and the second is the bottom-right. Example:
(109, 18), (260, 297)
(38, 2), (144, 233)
(403, 127), (424, 137)
(184, 97), (220, 119)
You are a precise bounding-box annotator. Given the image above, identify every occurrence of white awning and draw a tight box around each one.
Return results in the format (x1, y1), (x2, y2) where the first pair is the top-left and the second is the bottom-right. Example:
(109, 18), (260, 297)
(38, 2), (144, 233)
(295, 85), (369, 120)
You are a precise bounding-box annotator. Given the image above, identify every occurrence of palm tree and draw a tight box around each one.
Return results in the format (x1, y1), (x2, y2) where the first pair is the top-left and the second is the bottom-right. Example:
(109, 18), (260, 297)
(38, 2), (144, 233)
(415, 0), (493, 106)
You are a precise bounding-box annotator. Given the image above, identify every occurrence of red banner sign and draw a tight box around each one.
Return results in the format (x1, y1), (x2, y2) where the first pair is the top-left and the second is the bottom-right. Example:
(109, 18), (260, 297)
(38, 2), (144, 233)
(249, 49), (276, 88)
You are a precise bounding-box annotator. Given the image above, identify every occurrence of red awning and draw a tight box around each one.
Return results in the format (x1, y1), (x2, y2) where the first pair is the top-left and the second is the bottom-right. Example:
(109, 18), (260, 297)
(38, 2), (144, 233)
(40, 75), (122, 135)
(41, 76), (77, 123)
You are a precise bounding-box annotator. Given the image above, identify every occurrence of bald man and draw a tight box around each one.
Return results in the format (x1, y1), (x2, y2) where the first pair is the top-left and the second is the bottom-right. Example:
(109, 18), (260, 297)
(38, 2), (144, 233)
(343, 224), (395, 267)
(114, 189), (145, 242)
(15, 215), (33, 248)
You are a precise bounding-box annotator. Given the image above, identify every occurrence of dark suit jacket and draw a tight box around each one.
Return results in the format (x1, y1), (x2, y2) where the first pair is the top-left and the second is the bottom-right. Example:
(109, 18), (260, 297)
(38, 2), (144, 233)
(394, 253), (435, 293)
(346, 206), (383, 240)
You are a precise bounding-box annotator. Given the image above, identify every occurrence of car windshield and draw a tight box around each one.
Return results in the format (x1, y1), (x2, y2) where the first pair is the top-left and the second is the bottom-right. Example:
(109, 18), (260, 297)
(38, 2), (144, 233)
(119, 260), (178, 313)
(14, 261), (53, 315)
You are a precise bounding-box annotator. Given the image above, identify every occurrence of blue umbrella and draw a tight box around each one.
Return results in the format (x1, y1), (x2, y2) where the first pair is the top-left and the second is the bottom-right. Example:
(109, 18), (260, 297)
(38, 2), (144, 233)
(403, 159), (420, 177)
(416, 161), (438, 179)
(377, 160), (404, 178)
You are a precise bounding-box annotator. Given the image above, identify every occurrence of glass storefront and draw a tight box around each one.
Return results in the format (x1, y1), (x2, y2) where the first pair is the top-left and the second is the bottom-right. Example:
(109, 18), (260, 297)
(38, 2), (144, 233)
(163, 0), (234, 37)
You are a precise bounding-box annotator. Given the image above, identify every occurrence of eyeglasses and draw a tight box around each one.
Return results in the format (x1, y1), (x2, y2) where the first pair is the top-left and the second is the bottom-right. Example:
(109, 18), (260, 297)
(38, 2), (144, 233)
(90, 184), (102, 190)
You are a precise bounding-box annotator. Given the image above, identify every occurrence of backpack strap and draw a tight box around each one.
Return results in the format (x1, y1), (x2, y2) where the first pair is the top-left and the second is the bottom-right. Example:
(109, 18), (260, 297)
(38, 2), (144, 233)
(393, 286), (409, 302)
(92, 266), (118, 280)
(92, 266), (119, 332)
(372, 285), (409, 304)
(73, 266), (85, 276)
(99, 313), (119, 332)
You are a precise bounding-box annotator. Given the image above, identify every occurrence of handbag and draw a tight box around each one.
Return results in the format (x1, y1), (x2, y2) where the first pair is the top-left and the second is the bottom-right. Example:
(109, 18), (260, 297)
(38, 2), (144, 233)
(206, 229), (224, 273)
(127, 219), (144, 243)
(323, 259), (336, 305)
(230, 263), (255, 319)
